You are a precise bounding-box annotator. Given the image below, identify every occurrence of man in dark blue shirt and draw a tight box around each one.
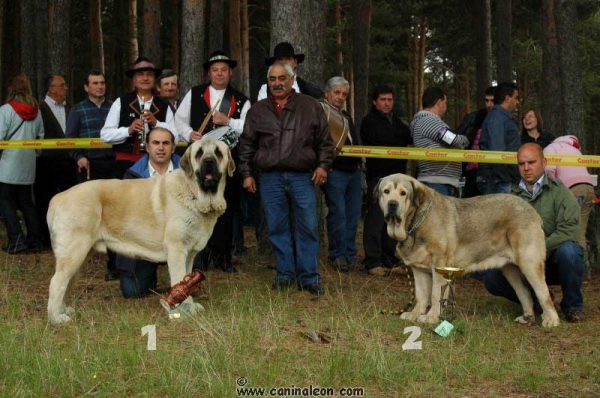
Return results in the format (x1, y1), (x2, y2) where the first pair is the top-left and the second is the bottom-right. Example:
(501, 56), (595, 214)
(477, 82), (521, 194)
(65, 70), (115, 182)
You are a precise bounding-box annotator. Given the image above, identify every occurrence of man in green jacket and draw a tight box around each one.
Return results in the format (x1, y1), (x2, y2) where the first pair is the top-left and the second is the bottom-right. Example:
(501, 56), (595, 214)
(480, 143), (585, 323)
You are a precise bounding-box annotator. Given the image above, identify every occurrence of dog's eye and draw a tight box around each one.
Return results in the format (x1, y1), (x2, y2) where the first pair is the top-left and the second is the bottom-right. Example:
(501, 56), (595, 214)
(215, 147), (223, 159)
(383, 189), (390, 194)
(197, 148), (204, 157)
(401, 191), (406, 196)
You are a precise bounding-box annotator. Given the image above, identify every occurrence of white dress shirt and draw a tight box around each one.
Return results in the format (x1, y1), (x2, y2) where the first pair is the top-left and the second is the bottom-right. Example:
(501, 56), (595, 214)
(100, 95), (176, 144)
(175, 85), (250, 143)
(44, 95), (67, 132)
(149, 160), (174, 178)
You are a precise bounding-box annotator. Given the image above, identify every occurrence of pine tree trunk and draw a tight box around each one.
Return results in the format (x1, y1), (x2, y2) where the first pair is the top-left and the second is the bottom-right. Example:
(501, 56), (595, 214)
(171, 0), (180, 74)
(34, 0), (49, 98)
(334, 1), (344, 77)
(208, 0), (224, 52)
(180, 0), (205, 98)
(49, 0), (70, 76)
(540, 0), (564, 139)
(20, 0), (36, 89)
(476, 0), (492, 109)
(90, 0), (104, 73)
(128, 0), (139, 65)
(495, 0), (512, 82)
(143, 0), (161, 64)
(240, 0), (250, 96)
(229, 0), (242, 88)
(557, 0), (585, 149)
(352, 0), (371, 132)
(271, 0), (326, 88)
(0, 0), (4, 98)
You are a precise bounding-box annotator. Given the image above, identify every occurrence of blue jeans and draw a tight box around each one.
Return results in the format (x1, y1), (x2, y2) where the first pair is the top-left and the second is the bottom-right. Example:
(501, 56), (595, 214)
(421, 182), (458, 197)
(117, 256), (158, 298)
(481, 241), (584, 312)
(259, 171), (320, 287)
(322, 168), (362, 264)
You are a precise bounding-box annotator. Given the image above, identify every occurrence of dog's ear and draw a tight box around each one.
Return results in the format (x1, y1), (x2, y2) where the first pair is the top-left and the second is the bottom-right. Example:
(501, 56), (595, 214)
(227, 148), (236, 177)
(372, 178), (383, 203)
(179, 143), (195, 179)
(410, 179), (429, 207)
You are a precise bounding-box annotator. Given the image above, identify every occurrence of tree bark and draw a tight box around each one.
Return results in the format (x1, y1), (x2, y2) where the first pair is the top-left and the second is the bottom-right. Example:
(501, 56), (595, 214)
(271, 0), (326, 88)
(407, 15), (427, 121)
(171, 0), (180, 73)
(334, 0), (344, 78)
(495, 0), (512, 82)
(128, 0), (139, 65)
(229, 0), (242, 88)
(240, 0), (250, 96)
(90, 0), (104, 73)
(540, 0), (564, 140)
(557, 0), (585, 149)
(142, 0), (161, 64)
(20, 0), (36, 88)
(180, 0), (205, 97)
(34, 0), (49, 99)
(49, 0), (71, 76)
(454, 59), (470, 128)
(208, 0), (224, 52)
(476, 0), (492, 109)
(351, 0), (371, 132)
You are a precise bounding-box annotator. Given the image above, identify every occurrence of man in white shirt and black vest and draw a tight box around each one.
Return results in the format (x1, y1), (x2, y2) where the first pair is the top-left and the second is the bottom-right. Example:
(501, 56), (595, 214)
(101, 57), (176, 178)
(175, 50), (250, 273)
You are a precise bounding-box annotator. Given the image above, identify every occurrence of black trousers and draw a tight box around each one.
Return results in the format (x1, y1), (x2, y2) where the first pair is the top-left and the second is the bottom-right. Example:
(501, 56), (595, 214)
(362, 176), (400, 269)
(34, 157), (77, 245)
(75, 157), (120, 183)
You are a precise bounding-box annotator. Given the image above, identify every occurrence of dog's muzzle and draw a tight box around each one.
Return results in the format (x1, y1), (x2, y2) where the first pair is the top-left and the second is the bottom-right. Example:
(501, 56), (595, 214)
(384, 200), (402, 223)
(197, 156), (221, 193)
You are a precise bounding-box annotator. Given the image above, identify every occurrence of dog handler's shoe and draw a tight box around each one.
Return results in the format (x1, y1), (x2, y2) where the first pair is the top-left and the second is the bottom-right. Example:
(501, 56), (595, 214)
(330, 257), (349, 272)
(299, 283), (325, 296)
(272, 279), (295, 291)
(564, 310), (584, 323)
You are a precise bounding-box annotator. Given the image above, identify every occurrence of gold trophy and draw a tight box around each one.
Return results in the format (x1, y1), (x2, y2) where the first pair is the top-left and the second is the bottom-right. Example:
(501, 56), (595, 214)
(434, 267), (464, 323)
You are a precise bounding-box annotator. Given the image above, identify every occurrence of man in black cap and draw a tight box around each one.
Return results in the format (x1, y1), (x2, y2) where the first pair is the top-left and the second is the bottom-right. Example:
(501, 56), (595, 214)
(101, 56), (176, 177)
(257, 42), (324, 101)
(175, 50), (250, 273)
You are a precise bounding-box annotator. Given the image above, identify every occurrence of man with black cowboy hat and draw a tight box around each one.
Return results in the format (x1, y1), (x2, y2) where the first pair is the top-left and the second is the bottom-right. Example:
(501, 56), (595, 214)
(101, 56), (176, 177)
(257, 42), (324, 101)
(175, 50), (250, 273)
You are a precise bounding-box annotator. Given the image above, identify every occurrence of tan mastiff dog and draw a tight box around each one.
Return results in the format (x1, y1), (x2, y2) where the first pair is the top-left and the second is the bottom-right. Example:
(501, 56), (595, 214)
(47, 139), (234, 324)
(376, 173), (559, 327)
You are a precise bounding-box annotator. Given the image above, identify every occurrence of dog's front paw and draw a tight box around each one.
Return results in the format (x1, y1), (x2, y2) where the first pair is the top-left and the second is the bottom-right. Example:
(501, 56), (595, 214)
(417, 314), (439, 324)
(65, 306), (75, 315)
(541, 313), (560, 328)
(400, 311), (420, 321)
(50, 313), (72, 324)
(198, 203), (212, 213)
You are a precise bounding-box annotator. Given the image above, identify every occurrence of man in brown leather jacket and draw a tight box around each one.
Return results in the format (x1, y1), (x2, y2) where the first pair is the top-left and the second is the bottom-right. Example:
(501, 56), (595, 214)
(239, 62), (334, 296)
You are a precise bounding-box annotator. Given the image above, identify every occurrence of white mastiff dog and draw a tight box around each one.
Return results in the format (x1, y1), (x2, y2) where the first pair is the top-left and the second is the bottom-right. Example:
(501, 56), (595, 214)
(376, 173), (559, 327)
(47, 140), (234, 324)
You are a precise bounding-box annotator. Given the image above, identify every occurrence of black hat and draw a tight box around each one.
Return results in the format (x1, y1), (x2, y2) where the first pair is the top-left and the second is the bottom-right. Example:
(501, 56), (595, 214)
(203, 51), (238, 71)
(125, 57), (162, 78)
(264, 42), (305, 66)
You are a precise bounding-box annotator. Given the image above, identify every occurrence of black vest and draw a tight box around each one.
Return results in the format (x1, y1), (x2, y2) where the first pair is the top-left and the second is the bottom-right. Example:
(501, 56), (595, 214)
(114, 92), (169, 154)
(189, 84), (249, 132)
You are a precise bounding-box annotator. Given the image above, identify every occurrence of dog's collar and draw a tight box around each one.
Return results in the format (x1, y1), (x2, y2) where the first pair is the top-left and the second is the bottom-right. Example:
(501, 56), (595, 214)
(407, 198), (433, 235)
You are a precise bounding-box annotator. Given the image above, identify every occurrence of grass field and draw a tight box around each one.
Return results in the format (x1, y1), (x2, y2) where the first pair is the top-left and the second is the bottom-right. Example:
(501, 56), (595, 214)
(1, 230), (600, 398)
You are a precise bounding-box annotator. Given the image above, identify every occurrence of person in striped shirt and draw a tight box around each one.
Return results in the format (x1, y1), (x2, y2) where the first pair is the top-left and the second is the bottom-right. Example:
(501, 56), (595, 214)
(410, 87), (469, 197)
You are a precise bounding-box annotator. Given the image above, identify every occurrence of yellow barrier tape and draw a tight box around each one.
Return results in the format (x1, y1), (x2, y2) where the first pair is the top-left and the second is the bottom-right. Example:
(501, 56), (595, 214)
(2, 139), (599, 167)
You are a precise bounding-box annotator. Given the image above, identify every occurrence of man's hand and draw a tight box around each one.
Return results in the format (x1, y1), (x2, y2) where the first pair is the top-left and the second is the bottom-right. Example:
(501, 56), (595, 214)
(77, 157), (90, 172)
(312, 167), (328, 186)
(142, 109), (158, 127)
(190, 130), (203, 142)
(128, 119), (144, 135)
(243, 176), (257, 193)
(212, 110), (229, 126)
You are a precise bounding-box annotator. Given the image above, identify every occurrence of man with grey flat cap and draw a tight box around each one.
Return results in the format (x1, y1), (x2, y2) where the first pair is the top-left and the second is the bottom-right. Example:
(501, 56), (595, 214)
(257, 42), (323, 101)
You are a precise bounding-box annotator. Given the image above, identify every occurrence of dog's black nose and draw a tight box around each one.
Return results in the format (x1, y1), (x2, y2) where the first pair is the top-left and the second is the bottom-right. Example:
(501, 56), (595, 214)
(387, 200), (398, 213)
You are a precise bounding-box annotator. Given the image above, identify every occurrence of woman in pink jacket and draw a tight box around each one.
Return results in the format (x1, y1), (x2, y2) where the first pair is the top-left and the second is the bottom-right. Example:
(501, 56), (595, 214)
(543, 135), (594, 251)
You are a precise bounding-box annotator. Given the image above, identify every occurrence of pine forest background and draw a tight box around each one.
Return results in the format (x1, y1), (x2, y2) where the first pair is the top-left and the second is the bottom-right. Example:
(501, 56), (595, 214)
(2, 0), (600, 155)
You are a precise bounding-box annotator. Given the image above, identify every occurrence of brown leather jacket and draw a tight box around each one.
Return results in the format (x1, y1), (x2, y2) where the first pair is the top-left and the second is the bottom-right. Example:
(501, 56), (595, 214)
(239, 92), (334, 179)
